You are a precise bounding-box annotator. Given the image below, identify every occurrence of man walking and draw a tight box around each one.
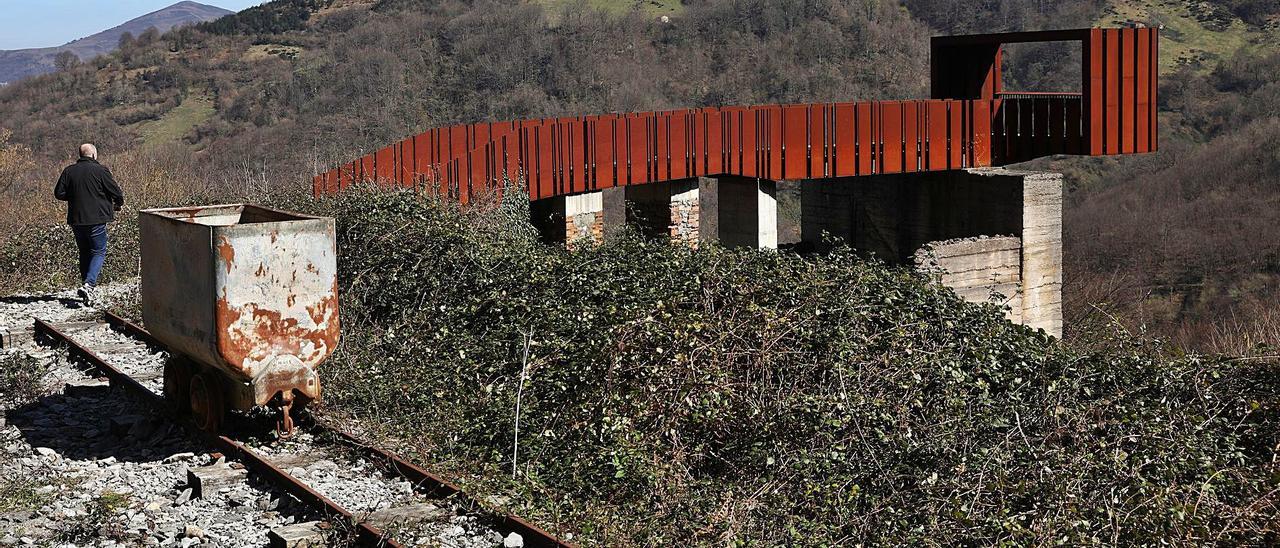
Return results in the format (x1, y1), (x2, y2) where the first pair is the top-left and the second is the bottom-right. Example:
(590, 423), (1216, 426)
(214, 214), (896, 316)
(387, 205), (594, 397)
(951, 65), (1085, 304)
(54, 143), (124, 304)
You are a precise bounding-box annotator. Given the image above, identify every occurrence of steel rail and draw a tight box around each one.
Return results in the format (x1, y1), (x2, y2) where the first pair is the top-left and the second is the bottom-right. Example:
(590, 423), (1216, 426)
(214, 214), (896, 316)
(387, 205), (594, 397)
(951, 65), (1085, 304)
(101, 311), (576, 548)
(33, 317), (399, 547)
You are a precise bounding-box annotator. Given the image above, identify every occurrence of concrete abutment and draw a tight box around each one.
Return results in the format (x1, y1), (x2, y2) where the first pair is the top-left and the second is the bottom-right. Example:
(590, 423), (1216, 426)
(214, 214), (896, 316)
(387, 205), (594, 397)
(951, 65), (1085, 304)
(797, 168), (1063, 336)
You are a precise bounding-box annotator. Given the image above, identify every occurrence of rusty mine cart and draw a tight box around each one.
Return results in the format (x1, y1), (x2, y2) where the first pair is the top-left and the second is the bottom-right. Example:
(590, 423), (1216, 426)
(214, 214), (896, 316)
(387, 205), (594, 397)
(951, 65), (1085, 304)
(140, 204), (340, 434)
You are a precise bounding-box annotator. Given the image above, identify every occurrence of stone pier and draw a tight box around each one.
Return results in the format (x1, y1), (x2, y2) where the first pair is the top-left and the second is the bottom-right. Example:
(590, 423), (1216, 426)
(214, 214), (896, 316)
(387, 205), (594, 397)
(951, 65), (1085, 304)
(530, 190), (605, 248)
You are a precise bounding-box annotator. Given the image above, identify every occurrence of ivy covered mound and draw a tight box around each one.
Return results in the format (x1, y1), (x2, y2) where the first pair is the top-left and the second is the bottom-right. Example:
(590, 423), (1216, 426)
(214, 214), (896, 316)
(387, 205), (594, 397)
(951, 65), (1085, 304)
(312, 190), (1280, 546)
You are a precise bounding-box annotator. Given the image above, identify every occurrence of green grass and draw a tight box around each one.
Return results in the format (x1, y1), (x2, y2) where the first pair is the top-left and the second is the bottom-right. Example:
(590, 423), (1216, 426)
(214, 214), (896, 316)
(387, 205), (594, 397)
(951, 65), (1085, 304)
(136, 93), (215, 147)
(1101, 0), (1280, 73)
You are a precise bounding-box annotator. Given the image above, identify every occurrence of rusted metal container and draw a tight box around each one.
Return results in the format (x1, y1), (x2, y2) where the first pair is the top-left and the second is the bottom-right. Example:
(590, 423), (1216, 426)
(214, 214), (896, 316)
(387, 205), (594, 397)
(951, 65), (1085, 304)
(139, 204), (339, 432)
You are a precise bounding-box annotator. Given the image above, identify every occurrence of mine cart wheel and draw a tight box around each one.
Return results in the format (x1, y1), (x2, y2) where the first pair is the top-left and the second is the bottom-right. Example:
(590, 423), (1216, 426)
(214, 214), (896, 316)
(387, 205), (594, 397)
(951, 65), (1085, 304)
(162, 358), (195, 417)
(189, 372), (226, 434)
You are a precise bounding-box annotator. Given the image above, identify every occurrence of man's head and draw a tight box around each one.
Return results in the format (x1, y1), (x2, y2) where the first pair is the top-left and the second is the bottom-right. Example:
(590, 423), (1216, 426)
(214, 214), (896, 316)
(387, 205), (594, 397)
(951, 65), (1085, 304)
(79, 143), (98, 160)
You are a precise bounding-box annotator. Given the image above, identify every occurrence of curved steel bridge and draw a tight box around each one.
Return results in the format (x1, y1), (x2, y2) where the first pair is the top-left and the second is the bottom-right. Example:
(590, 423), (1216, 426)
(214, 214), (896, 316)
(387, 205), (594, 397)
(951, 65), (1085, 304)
(314, 28), (1158, 200)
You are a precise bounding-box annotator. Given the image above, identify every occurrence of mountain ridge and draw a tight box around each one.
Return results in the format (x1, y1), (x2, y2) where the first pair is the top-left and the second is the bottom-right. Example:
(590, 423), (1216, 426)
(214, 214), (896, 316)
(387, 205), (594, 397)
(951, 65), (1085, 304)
(0, 1), (233, 85)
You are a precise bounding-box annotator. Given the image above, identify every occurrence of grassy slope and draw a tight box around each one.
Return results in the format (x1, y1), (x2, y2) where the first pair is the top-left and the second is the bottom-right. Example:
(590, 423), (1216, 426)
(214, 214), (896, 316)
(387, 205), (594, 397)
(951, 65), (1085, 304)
(1100, 0), (1280, 72)
(135, 93), (215, 147)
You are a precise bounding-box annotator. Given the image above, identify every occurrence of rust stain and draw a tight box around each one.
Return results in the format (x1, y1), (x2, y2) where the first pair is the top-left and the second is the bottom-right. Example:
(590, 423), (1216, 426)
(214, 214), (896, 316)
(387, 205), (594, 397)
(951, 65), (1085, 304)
(166, 206), (204, 222)
(256, 263), (266, 277)
(305, 282), (339, 326)
(216, 297), (339, 382)
(270, 230), (279, 244)
(216, 236), (236, 274)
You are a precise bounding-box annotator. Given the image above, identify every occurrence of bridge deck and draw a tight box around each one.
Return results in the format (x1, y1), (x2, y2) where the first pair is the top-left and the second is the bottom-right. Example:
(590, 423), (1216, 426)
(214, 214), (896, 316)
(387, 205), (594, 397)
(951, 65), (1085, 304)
(314, 28), (1157, 201)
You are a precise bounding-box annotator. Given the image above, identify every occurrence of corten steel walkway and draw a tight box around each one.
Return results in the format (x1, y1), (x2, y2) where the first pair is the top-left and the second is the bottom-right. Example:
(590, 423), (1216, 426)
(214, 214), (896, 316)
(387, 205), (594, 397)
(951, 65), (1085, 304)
(313, 28), (1158, 200)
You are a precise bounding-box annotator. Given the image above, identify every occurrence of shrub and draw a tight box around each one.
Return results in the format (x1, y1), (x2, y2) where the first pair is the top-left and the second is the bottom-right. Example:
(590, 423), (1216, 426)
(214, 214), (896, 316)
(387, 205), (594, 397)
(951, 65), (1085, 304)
(315, 189), (1280, 545)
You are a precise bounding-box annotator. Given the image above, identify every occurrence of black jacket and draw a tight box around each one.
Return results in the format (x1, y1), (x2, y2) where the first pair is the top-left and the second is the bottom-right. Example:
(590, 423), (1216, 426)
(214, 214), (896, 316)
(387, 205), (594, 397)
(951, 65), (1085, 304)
(54, 158), (125, 226)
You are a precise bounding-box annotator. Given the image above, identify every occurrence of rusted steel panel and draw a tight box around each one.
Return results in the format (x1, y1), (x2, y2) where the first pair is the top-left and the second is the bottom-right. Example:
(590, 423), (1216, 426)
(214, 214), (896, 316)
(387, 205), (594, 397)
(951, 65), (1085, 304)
(358, 154), (374, 184)
(1121, 28), (1135, 154)
(412, 133), (429, 188)
(669, 112), (689, 180)
(949, 100), (965, 167)
(339, 162), (354, 190)
(902, 101), (919, 173)
(594, 116), (617, 189)
(810, 103), (827, 177)
(880, 102), (903, 174)
(312, 175), (322, 196)
(1136, 27), (1151, 153)
(449, 125), (468, 176)
(782, 104), (808, 180)
(737, 109), (752, 179)
(856, 103), (873, 175)
(654, 113), (671, 182)
(926, 101), (948, 169)
(970, 100), (992, 167)
(990, 99), (1006, 165)
(1105, 29), (1121, 155)
(140, 204), (337, 408)
(1151, 27), (1159, 151)
(626, 115), (648, 184)
(468, 146), (487, 202)
(1088, 29), (1104, 155)
(567, 118), (585, 194)
(765, 106), (783, 180)
(725, 107), (743, 176)
(326, 169), (340, 194)
(833, 103), (856, 177)
(705, 108), (723, 175)
(535, 121), (554, 199)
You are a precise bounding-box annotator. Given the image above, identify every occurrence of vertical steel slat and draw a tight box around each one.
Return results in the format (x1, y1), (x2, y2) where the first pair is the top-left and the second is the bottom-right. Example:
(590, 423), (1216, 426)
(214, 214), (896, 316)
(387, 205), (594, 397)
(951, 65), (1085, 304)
(1088, 29), (1104, 155)
(741, 108), (758, 178)
(833, 103), (855, 177)
(1152, 27), (1159, 151)
(902, 102), (918, 173)
(1105, 29), (1121, 155)
(880, 102), (903, 174)
(949, 100), (965, 168)
(595, 116), (615, 189)
(810, 103), (827, 178)
(782, 104), (807, 180)
(1136, 27), (1151, 153)
(1121, 28), (1136, 154)
(570, 118), (585, 194)
(627, 115), (647, 185)
(856, 102), (873, 175)
(926, 101), (948, 170)
(706, 108), (723, 175)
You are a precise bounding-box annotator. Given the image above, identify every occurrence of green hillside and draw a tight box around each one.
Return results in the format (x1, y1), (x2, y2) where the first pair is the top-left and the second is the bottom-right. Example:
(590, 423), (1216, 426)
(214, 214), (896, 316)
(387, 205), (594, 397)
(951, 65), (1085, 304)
(1100, 0), (1280, 71)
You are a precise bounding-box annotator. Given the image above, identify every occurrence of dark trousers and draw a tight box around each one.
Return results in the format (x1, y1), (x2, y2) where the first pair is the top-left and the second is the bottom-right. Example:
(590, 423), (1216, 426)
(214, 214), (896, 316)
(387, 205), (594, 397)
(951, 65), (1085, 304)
(72, 224), (108, 286)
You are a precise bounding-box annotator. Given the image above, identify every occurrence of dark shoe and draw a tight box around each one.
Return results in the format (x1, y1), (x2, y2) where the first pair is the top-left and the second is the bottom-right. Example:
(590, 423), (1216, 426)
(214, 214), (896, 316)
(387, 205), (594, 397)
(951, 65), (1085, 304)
(77, 284), (90, 304)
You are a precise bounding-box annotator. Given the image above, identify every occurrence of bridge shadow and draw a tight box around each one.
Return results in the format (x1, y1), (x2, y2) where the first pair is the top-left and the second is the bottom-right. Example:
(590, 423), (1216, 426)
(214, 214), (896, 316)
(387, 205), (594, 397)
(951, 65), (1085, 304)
(5, 383), (209, 463)
(0, 295), (84, 308)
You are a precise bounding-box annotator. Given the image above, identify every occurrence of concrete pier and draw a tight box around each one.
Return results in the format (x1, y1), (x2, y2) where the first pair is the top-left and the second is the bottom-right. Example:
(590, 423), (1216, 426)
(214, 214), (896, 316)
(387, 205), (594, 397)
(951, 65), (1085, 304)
(799, 168), (1063, 336)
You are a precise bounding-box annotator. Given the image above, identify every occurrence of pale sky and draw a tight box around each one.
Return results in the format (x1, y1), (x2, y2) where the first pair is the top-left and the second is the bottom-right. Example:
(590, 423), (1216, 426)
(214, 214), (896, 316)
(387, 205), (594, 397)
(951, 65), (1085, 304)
(0, 0), (265, 50)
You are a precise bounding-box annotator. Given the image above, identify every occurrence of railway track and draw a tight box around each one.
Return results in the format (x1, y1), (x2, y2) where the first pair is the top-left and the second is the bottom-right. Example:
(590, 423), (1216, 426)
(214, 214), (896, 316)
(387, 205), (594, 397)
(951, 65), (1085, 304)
(24, 310), (571, 548)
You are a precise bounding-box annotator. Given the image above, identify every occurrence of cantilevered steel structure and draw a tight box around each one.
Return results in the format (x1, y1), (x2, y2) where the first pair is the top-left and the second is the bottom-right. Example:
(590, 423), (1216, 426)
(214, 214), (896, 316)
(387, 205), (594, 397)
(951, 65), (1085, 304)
(313, 28), (1157, 200)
